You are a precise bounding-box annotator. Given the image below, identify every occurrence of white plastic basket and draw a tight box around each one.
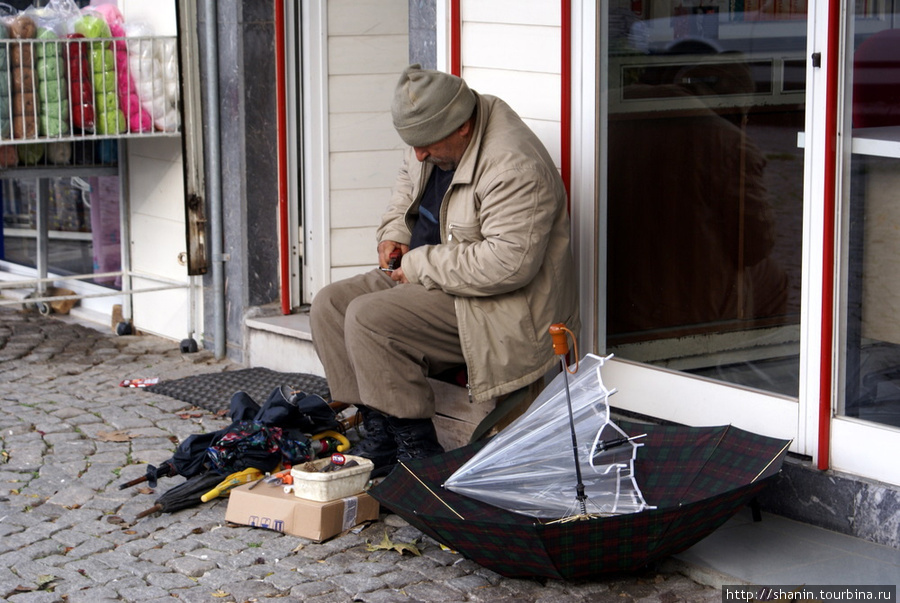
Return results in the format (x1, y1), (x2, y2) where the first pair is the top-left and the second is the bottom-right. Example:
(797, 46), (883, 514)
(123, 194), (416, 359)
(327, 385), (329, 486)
(288, 455), (374, 502)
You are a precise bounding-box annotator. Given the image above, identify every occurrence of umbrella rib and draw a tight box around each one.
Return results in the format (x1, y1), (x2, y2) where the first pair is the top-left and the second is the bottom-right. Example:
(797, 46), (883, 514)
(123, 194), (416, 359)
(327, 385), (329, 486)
(400, 462), (465, 520)
(672, 426), (730, 505)
(750, 439), (793, 483)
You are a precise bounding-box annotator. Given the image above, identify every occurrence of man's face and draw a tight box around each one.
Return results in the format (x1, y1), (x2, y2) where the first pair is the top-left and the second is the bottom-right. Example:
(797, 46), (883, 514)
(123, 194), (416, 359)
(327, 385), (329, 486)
(412, 122), (472, 171)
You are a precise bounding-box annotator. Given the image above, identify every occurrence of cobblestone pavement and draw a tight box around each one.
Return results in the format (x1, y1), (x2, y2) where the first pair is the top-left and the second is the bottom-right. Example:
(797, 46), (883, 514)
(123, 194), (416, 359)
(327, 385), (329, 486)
(0, 306), (722, 602)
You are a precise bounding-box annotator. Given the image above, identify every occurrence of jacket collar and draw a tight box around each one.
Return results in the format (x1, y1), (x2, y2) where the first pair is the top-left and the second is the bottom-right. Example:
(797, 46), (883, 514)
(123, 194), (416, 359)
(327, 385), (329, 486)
(450, 91), (487, 186)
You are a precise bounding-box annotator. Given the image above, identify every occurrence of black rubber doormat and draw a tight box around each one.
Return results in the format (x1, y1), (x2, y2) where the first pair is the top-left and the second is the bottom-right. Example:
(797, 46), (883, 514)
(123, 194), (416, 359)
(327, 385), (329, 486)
(145, 368), (330, 415)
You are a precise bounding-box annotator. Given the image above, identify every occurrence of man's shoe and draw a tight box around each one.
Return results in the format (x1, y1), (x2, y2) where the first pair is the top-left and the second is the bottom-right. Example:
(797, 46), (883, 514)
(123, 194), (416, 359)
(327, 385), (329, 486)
(347, 406), (398, 475)
(387, 417), (445, 463)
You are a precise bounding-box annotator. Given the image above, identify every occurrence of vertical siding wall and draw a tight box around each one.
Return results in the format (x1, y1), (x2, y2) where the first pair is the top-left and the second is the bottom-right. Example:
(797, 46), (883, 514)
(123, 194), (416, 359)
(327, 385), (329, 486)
(326, 0), (410, 281)
(459, 0), (563, 168)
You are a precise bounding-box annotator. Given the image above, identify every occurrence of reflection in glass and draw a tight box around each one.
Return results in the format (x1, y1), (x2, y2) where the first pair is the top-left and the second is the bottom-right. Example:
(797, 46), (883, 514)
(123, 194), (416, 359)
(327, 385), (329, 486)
(2, 164), (121, 288)
(842, 12), (900, 428)
(605, 2), (806, 397)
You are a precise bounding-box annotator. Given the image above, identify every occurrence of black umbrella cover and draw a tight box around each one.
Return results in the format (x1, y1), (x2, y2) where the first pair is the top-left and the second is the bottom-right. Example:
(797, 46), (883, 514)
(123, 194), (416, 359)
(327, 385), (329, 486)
(136, 471), (226, 518)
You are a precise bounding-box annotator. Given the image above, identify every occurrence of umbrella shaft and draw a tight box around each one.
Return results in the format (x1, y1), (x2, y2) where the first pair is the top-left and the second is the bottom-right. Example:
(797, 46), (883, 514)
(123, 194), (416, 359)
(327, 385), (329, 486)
(559, 358), (586, 497)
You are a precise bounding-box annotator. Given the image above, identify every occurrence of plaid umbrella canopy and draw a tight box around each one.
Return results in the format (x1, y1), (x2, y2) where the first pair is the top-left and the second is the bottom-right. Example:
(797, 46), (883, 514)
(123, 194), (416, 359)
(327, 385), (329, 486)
(369, 418), (790, 580)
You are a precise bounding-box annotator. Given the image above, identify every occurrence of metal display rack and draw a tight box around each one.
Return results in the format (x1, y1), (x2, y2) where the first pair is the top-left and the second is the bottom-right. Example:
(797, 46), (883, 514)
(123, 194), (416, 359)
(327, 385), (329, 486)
(1, 36), (181, 145)
(0, 34), (192, 341)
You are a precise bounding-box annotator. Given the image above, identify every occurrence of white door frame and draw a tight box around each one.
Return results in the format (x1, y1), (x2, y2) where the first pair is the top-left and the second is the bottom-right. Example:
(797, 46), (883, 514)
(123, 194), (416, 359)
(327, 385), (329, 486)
(822, 0), (900, 485)
(298, 1), (331, 305)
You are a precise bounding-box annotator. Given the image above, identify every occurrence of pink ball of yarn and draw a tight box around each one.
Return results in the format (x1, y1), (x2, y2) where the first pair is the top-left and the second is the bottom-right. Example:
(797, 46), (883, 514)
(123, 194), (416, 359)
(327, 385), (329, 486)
(135, 111), (153, 132)
(94, 4), (124, 26)
(117, 72), (134, 96)
(124, 93), (141, 114)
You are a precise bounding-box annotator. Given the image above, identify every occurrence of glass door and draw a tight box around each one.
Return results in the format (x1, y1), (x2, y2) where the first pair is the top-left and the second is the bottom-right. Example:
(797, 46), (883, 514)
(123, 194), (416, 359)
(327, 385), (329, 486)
(595, 0), (808, 443)
(831, 0), (900, 484)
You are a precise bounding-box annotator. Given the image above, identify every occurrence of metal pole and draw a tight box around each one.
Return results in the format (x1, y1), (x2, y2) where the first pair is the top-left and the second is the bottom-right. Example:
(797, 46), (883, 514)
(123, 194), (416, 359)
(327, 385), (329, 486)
(36, 179), (49, 295)
(201, 0), (225, 358)
(119, 141), (133, 324)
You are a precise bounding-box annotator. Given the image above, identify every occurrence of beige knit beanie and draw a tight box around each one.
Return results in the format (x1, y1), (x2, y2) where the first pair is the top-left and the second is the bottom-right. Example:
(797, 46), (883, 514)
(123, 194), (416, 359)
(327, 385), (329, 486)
(391, 64), (476, 147)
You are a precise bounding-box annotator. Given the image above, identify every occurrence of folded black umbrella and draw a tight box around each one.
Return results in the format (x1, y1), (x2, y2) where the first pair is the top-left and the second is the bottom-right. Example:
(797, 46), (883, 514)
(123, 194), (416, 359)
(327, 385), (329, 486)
(135, 471), (225, 518)
(120, 386), (338, 489)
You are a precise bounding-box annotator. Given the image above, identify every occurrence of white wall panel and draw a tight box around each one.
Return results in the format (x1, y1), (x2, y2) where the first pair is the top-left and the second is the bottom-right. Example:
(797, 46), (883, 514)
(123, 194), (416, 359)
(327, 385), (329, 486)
(330, 150), (404, 192)
(463, 68), (561, 121)
(329, 74), (399, 114)
(313, 0), (409, 288)
(461, 23), (560, 73)
(328, 35), (410, 75)
(462, 0), (560, 26)
(523, 118), (562, 168)
(131, 278), (190, 340)
(332, 189), (393, 229)
(328, 0), (409, 36)
(128, 141), (185, 221)
(129, 213), (187, 281)
(454, 4), (563, 178)
(330, 112), (400, 153)
(121, 0), (177, 35)
(130, 206), (190, 341)
(127, 137), (189, 341)
(331, 226), (379, 267)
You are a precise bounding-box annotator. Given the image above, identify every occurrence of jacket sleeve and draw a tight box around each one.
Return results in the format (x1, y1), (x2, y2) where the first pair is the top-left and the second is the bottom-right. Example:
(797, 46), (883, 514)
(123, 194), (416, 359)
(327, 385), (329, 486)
(403, 163), (563, 297)
(376, 152), (417, 246)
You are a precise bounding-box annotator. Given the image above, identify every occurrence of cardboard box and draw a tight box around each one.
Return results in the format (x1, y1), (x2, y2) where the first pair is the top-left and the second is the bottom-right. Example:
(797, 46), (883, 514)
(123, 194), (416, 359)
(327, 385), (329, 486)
(225, 482), (380, 542)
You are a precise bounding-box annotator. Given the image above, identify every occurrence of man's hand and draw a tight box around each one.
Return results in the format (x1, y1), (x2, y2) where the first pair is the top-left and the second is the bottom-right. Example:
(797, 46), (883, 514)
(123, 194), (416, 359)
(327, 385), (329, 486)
(389, 266), (409, 284)
(377, 241), (409, 273)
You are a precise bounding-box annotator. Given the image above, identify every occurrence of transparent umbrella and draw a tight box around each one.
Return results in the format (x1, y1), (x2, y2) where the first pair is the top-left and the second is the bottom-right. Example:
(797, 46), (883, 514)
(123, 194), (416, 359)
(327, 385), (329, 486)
(444, 351), (652, 519)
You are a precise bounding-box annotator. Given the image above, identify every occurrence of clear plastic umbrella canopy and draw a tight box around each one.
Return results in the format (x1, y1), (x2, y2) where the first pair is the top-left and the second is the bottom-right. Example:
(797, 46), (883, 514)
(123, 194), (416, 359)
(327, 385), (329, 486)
(444, 354), (654, 519)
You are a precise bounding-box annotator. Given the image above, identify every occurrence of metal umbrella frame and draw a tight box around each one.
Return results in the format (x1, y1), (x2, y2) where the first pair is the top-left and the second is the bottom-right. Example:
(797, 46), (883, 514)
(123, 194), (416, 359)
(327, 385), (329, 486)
(444, 352), (652, 519)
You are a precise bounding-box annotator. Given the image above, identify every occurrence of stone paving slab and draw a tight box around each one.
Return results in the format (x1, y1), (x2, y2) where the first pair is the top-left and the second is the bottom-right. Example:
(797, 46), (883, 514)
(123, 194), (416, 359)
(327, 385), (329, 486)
(0, 306), (721, 602)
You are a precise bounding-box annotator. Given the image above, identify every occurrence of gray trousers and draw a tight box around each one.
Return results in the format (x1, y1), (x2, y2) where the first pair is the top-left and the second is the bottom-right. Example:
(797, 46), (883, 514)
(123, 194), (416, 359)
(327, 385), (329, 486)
(309, 269), (465, 419)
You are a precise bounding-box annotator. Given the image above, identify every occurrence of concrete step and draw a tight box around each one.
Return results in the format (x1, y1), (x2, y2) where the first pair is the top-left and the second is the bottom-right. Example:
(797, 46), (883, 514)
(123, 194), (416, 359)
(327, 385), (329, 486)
(245, 311), (326, 376)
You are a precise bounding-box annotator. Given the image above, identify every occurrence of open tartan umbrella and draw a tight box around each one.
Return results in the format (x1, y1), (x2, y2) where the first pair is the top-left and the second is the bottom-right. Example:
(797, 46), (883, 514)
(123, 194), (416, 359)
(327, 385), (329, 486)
(369, 419), (790, 580)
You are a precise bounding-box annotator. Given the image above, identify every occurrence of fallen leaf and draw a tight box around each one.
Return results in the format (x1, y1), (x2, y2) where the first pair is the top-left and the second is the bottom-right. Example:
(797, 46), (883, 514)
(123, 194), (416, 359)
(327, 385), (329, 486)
(211, 590), (230, 598)
(366, 531), (421, 556)
(137, 487), (154, 495)
(176, 412), (204, 419)
(96, 430), (133, 442)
